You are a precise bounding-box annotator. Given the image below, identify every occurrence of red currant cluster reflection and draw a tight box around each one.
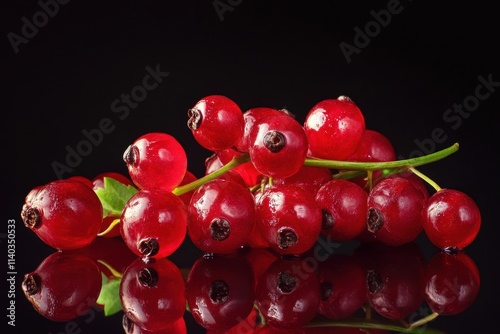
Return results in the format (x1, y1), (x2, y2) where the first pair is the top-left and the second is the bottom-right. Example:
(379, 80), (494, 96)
(21, 239), (480, 333)
(20, 94), (481, 257)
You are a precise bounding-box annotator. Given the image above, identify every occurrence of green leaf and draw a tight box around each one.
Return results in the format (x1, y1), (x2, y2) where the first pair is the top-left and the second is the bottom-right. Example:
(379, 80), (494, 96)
(96, 274), (123, 316)
(95, 177), (138, 217)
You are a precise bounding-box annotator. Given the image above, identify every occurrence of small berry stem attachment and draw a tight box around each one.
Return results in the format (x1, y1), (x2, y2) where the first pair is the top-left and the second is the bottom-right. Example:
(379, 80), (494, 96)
(408, 167), (442, 192)
(97, 218), (121, 237)
(407, 311), (440, 330)
(97, 259), (123, 278)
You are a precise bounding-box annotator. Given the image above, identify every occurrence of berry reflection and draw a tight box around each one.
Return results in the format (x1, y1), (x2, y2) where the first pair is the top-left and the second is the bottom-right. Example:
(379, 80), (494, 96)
(22, 237), (480, 333)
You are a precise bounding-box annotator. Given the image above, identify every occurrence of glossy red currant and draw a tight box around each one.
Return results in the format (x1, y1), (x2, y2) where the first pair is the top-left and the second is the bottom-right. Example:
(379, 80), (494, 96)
(304, 96), (366, 160)
(236, 106), (293, 152)
(273, 165), (333, 196)
(22, 251), (102, 322)
(187, 95), (244, 152)
(422, 189), (481, 250)
(120, 188), (187, 258)
(20, 179), (103, 250)
(123, 132), (187, 191)
(255, 184), (322, 255)
(255, 257), (321, 329)
(185, 254), (255, 331)
(187, 179), (256, 255)
(366, 176), (425, 246)
(120, 257), (186, 332)
(249, 113), (309, 179)
(424, 251), (480, 315)
(315, 179), (368, 241)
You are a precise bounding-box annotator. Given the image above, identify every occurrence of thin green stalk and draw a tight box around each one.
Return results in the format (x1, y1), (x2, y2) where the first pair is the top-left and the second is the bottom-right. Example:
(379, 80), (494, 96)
(304, 143), (459, 170)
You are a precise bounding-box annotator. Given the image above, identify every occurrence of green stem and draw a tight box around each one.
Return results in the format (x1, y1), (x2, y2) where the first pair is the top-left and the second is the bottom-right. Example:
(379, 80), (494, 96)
(172, 143), (459, 196)
(409, 167), (442, 192)
(304, 143), (459, 170)
(172, 154), (251, 196)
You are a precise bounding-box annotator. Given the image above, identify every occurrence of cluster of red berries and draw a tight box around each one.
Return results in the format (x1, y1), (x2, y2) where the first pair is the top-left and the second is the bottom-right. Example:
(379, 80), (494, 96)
(20, 95), (481, 258)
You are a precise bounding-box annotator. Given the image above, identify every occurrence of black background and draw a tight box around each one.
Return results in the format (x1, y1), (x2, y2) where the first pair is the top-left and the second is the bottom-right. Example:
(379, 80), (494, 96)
(2, 1), (499, 333)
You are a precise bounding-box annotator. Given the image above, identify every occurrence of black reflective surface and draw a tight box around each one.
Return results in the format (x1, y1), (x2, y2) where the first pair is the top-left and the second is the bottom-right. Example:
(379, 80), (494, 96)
(4, 1), (498, 333)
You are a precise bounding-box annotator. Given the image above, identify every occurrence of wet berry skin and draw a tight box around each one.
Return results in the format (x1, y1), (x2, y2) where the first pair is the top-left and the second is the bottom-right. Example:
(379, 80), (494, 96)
(123, 132), (188, 192)
(120, 188), (187, 259)
(21, 251), (102, 322)
(304, 96), (366, 160)
(187, 95), (244, 152)
(185, 254), (255, 331)
(422, 189), (481, 250)
(20, 179), (103, 250)
(187, 179), (257, 255)
(120, 257), (186, 332)
(424, 251), (480, 315)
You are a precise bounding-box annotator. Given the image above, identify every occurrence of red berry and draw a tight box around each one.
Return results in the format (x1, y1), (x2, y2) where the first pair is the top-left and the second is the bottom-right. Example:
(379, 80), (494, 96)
(20, 179), (103, 250)
(424, 251), (480, 315)
(348, 129), (396, 162)
(249, 113), (309, 179)
(187, 95), (244, 151)
(236, 106), (293, 152)
(422, 189), (481, 250)
(304, 96), (365, 160)
(366, 176), (425, 246)
(120, 188), (187, 258)
(273, 165), (333, 196)
(120, 257), (186, 332)
(187, 179), (256, 255)
(22, 251), (102, 322)
(123, 132), (187, 191)
(255, 257), (321, 329)
(185, 254), (255, 331)
(255, 184), (322, 255)
(315, 179), (368, 241)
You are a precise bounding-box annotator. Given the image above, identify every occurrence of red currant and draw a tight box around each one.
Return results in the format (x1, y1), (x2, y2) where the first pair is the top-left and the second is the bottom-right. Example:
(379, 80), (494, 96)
(366, 176), (425, 246)
(424, 251), (480, 315)
(185, 253), (255, 331)
(422, 189), (481, 250)
(187, 95), (244, 152)
(123, 315), (187, 334)
(21, 179), (103, 250)
(120, 188), (187, 258)
(304, 96), (365, 160)
(255, 257), (321, 329)
(236, 106), (293, 152)
(120, 257), (186, 332)
(315, 179), (368, 241)
(123, 132), (187, 191)
(187, 179), (256, 255)
(273, 165), (333, 196)
(22, 251), (102, 322)
(255, 184), (322, 255)
(348, 129), (396, 162)
(249, 113), (309, 179)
